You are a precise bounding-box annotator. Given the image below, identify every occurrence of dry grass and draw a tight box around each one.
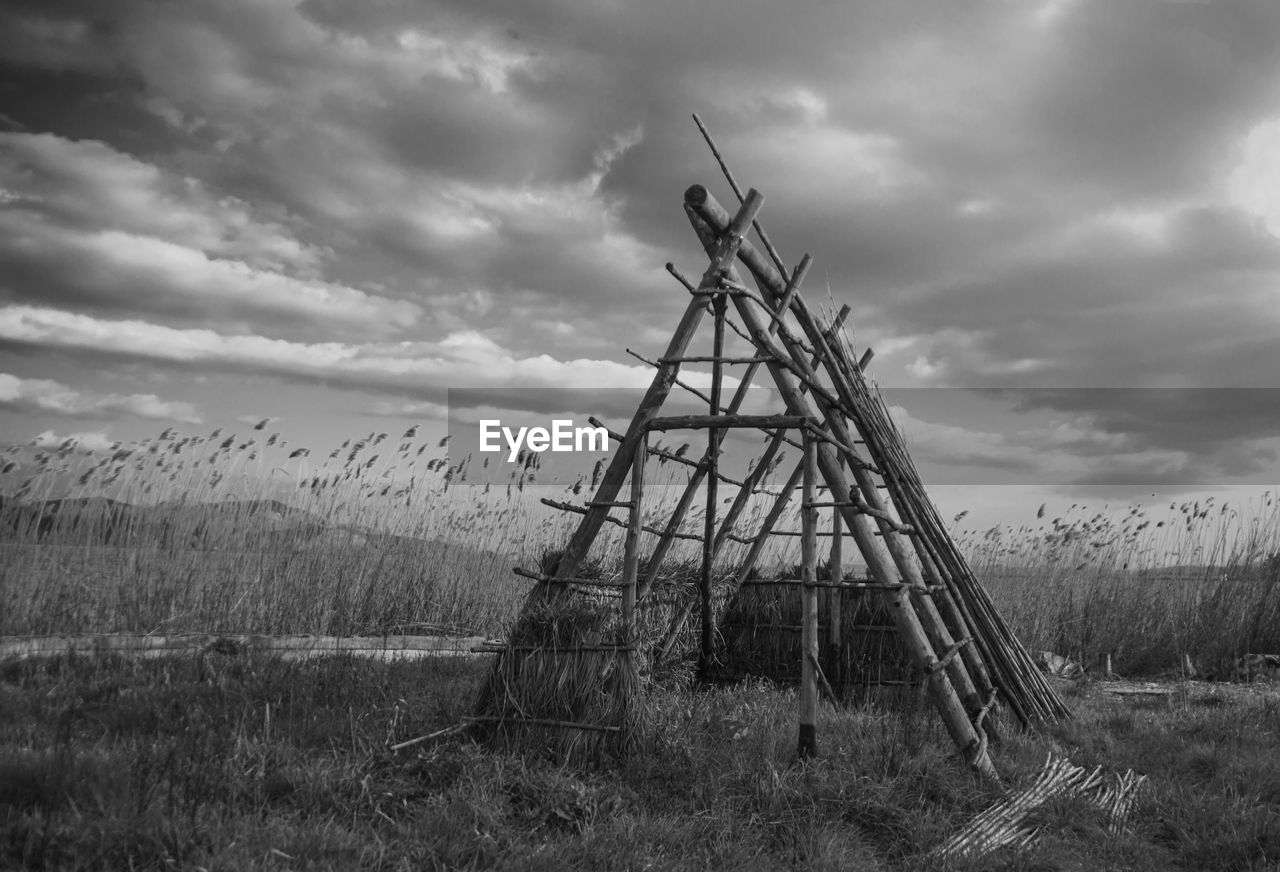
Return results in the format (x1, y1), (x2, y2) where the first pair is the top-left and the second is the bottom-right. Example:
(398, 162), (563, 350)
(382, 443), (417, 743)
(5, 651), (1280, 871)
(5, 424), (1280, 676)
(961, 494), (1280, 677)
(5, 424), (1280, 868)
(0, 426), (582, 637)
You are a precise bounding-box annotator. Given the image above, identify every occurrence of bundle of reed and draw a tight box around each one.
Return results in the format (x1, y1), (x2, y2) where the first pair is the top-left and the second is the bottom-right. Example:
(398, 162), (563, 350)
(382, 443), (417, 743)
(932, 753), (1146, 860)
(476, 592), (641, 761)
(825, 330), (1072, 725)
(474, 552), (718, 757)
(931, 754), (1102, 861)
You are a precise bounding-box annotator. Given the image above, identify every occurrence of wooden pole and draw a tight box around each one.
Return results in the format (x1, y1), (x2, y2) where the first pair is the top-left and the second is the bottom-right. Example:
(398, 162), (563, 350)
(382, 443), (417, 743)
(620, 434), (644, 750)
(701, 294), (727, 678)
(828, 505), (844, 695)
(649, 413), (809, 431)
(799, 431), (819, 759)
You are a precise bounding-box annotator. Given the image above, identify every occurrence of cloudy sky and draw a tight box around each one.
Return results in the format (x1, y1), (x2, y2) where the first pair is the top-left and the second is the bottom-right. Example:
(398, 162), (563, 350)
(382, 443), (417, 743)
(2, 0), (1280, 525)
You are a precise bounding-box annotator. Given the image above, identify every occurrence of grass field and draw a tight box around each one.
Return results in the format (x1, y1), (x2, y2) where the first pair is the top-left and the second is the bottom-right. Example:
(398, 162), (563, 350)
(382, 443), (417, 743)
(3, 653), (1279, 871)
(3, 426), (1280, 869)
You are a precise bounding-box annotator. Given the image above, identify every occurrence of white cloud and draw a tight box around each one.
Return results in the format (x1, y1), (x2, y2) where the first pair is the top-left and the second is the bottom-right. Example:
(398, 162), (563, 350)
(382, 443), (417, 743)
(0, 132), (421, 334)
(1228, 117), (1280, 239)
(744, 125), (922, 198)
(890, 403), (1188, 484)
(0, 372), (202, 423)
(1031, 0), (1084, 29)
(392, 28), (539, 94)
(30, 429), (115, 453)
(369, 400), (450, 420)
(957, 198), (998, 218)
(0, 305), (658, 392)
(0, 215), (421, 331)
(907, 355), (944, 380)
(0, 132), (325, 274)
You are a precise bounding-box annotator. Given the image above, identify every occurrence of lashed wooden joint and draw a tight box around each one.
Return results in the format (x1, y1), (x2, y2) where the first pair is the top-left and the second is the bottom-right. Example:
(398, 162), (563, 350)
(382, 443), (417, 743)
(926, 637), (974, 676)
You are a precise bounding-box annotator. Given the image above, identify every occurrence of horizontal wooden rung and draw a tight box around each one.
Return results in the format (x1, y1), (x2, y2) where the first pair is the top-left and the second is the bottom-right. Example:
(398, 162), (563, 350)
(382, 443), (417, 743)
(476, 644), (636, 654)
(585, 418), (754, 488)
(648, 413), (811, 432)
(725, 623), (897, 633)
(926, 637), (973, 675)
(463, 715), (621, 734)
(740, 579), (908, 591)
(511, 567), (630, 587)
(589, 500), (634, 509)
(764, 530), (839, 537)
(657, 355), (774, 366)
(540, 498), (703, 541)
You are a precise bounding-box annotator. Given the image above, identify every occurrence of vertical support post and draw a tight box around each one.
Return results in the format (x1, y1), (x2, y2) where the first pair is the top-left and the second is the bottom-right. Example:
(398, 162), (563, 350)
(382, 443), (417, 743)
(700, 294), (727, 679)
(620, 433), (644, 749)
(828, 506), (843, 695)
(799, 430), (818, 759)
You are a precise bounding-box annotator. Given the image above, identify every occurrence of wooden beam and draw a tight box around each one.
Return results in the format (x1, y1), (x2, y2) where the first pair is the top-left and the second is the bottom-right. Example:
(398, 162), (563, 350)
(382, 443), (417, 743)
(648, 414), (810, 432)
(620, 434), (644, 750)
(701, 294), (727, 679)
(799, 431), (819, 760)
(828, 503), (844, 692)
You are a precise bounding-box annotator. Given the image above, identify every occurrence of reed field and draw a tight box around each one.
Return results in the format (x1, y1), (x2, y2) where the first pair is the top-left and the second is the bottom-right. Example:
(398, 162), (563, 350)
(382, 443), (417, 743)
(3, 424), (1280, 869)
(3, 424), (1278, 676)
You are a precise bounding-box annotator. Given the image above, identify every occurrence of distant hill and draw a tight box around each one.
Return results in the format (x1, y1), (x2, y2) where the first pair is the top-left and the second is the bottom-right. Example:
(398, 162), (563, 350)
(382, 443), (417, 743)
(0, 495), (326, 549)
(0, 497), (517, 575)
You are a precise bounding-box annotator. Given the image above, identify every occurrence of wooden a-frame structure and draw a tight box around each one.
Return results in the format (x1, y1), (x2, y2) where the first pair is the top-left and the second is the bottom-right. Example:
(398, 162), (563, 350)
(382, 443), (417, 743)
(473, 118), (1069, 780)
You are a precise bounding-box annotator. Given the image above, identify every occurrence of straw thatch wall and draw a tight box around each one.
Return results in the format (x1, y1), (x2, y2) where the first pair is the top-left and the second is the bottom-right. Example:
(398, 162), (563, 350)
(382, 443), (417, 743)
(475, 553), (709, 761)
(719, 574), (921, 702)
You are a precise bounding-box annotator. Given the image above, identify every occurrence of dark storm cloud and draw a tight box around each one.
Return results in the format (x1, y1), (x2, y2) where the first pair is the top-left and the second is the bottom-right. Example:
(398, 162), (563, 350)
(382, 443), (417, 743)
(1004, 387), (1280, 482)
(880, 204), (1280, 393)
(0, 132), (421, 337)
(1, 0), (1279, 489)
(887, 388), (1280, 487)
